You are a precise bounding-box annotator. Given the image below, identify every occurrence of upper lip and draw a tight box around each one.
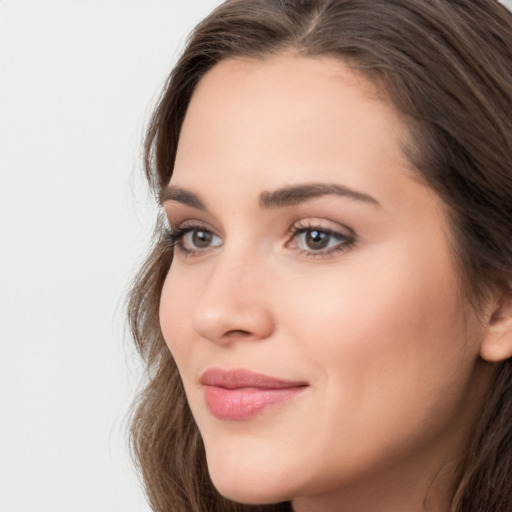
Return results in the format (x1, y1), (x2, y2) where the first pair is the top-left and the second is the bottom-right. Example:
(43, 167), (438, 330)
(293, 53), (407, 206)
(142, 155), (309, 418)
(200, 368), (308, 390)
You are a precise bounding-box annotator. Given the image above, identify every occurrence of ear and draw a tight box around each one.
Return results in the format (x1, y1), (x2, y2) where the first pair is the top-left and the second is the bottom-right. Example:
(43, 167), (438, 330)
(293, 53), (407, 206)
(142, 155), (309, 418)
(480, 284), (512, 362)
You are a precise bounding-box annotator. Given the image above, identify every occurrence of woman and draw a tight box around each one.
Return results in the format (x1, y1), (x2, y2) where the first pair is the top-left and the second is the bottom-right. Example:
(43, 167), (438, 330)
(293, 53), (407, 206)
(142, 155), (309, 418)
(128, 1), (512, 511)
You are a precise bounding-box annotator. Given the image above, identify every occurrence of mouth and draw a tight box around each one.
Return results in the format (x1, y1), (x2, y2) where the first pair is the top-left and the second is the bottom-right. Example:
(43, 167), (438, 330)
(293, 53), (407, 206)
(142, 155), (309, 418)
(200, 368), (308, 421)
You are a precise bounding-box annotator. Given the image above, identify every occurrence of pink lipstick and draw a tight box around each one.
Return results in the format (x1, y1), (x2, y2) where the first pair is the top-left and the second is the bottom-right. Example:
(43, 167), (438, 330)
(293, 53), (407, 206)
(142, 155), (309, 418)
(200, 368), (308, 420)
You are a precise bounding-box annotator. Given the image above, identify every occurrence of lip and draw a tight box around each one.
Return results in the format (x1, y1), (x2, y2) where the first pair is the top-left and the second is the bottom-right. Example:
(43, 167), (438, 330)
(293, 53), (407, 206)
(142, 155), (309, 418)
(200, 368), (308, 421)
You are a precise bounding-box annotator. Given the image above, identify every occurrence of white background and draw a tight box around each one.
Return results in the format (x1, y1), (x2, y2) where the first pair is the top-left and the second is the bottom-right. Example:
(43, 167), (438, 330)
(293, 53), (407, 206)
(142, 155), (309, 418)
(1, 1), (511, 511)
(0, 1), (220, 511)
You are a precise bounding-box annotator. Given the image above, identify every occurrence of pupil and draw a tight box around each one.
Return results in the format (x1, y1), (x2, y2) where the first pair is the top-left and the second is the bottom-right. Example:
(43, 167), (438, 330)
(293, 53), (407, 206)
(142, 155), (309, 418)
(193, 230), (212, 248)
(306, 230), (329, 250)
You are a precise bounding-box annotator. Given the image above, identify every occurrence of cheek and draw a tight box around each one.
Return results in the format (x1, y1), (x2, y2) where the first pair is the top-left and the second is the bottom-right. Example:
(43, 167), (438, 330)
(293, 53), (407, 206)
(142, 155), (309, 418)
(159, 269), (197, 362)
(278, 244), (477, 433)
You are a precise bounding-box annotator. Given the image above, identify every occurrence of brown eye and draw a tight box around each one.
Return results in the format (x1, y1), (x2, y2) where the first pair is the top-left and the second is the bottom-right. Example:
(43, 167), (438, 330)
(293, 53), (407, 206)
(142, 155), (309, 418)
(305, 230), (330, 250)
(179, 228), (222, 252)
(290, 225), (354, 256)
(192, 230), (213, 248)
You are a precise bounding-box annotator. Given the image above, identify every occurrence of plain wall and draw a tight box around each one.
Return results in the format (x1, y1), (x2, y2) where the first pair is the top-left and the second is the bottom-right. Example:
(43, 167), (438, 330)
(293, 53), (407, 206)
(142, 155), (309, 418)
(1, 1), (511, 511)
(0, 1), (220, 511)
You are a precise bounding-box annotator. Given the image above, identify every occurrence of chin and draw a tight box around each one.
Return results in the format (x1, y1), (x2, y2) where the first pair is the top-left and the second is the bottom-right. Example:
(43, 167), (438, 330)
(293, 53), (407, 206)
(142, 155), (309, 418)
(207, 457), (295, 505)
(212, 483), (290, 506)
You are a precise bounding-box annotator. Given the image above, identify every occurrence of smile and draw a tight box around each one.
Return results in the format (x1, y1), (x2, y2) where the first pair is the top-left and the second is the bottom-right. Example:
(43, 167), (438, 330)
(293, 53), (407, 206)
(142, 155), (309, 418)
(200, 368), (309, 420)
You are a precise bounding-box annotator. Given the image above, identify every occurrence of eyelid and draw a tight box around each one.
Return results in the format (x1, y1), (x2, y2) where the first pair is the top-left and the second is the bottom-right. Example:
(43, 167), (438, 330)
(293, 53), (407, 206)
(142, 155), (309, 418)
(290, 218), (355, 237)
(162, 203), (215, 230)
(167, 217), (217, 233)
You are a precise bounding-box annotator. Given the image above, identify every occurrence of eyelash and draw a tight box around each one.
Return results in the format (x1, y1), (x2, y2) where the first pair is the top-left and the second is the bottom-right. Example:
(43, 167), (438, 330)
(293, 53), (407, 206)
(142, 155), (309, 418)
(163, 226), (214, 258)
(164, 222), (356, 259)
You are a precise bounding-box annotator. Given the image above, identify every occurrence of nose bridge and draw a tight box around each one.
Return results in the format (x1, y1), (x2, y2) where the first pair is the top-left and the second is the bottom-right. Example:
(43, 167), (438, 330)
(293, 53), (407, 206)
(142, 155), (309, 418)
(210, 237), (260, 293)
(220, 244), (250, 288)
(191, 243), (273, 343)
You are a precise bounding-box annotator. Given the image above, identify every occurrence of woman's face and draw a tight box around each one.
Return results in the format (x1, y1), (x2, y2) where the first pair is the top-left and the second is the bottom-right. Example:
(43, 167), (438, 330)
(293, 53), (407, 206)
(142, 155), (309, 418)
(159, 55), (491, 510)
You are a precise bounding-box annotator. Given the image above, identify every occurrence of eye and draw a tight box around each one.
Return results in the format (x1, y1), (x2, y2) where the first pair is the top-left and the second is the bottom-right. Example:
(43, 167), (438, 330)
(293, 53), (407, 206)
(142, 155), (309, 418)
(182, 229), (221, 250)
(167, 225), (222, 255)
(300, 229), (335, 250)
(288, 223), (355, 257)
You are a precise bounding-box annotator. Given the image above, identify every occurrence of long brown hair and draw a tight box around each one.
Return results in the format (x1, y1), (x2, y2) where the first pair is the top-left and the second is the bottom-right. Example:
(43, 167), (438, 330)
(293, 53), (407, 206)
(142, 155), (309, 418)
(128, 1), (512, 510)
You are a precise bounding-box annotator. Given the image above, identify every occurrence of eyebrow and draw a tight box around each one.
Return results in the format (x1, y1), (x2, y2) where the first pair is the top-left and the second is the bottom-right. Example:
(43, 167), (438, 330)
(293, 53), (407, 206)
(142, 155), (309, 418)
(259, 183), (380, 209)
(160, 182), (379, 210)
(159, 186), (207, 210)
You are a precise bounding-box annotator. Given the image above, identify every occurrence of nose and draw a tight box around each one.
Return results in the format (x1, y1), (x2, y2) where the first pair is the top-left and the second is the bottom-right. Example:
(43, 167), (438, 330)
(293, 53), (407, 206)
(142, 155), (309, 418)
(191, 251), (275, 345)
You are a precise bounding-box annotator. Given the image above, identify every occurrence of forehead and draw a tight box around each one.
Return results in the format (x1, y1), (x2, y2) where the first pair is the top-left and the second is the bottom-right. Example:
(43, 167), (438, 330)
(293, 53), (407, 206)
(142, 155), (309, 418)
(173, 54), (415, 202)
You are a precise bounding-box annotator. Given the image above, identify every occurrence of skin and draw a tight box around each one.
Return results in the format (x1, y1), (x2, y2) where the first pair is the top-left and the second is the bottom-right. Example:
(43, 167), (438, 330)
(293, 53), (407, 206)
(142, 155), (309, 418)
(159, 55), (496, 512)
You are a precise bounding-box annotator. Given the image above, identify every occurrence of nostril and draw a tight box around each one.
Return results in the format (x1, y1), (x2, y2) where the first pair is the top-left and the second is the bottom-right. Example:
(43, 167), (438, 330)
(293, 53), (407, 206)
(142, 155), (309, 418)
(224, 329), (252, 338)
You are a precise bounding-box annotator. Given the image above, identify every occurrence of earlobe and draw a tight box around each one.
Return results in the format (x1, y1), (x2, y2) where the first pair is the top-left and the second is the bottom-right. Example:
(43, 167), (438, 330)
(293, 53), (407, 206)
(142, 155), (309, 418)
(480, 285), (512, 363)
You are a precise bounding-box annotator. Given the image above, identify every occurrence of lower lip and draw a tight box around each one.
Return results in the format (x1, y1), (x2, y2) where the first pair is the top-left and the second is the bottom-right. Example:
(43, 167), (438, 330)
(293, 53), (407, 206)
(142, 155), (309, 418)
(204, 386), (306, 420)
